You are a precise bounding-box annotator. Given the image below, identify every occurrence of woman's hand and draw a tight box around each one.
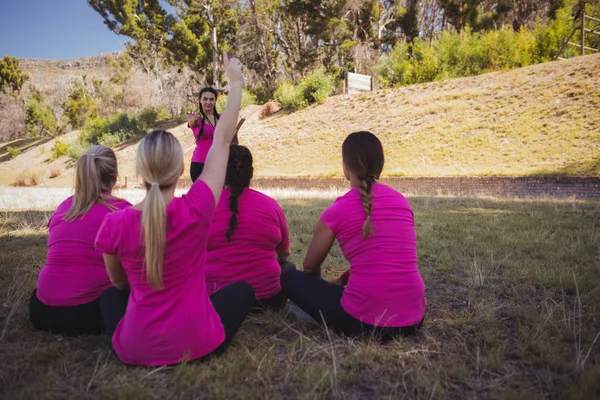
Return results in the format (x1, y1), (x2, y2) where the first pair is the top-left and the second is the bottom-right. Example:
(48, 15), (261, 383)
(224, 52), (244, 88)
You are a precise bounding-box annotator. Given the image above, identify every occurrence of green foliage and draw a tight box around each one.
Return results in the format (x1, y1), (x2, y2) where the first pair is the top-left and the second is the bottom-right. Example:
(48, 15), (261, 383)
(274, 82), (307, 110)
(275, 70), (336, 110)
(50, 140), (69, 160)
(0, 56), (29, 95)
(6, 146), (21, 159)
(67, 140), (89, 162)
(80, 106), (162, 147)
(216, 89), (259, 112)
(155, 105), (171, 121)
(377, 6), (576, 87)
(64, 81), (98, 129)
(25, 91), (60, 137)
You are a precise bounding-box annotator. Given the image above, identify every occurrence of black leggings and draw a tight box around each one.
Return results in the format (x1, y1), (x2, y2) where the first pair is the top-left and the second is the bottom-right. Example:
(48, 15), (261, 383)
(99, 282), (255, 358)
(280, 269), (423, 341)
(29, 289), (104, 335)
(190, 162), (205, 182)
(251, 290), (287, 313)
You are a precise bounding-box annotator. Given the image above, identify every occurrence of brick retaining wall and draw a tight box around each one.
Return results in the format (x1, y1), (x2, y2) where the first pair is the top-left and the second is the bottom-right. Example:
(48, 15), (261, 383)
(125, 176), (600, 199)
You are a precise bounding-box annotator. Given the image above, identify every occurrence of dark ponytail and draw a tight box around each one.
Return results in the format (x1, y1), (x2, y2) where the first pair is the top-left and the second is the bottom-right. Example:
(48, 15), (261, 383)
(225, 145), (254, 241)
(342, 131), (384, 238)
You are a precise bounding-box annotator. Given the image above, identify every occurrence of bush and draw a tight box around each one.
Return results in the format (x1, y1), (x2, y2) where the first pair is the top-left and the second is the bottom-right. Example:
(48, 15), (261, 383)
(49, 166), (62, 179)
(259, 101), (281, 119)
(67, 140), (89, 162)
(137, 107), (157, 132)
(25, 92), (60, 137)
(6, 146), (21, 158)
(0, 93), (26, 141)
(216, 89), (259, 112)
(14, 171), (42, 187)
(155, 105), (171, 121)
(50, 140), (69, 160)
(275, 81), (307, 110)
(298, 70), (336, 104)
(64, 83), (97, 129)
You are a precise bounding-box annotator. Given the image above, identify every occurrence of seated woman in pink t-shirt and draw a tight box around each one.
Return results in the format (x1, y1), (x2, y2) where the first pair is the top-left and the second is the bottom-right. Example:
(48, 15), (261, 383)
(95, 57), (255, 366)
(281, 131), (426, 341)
(206, 144), (292, 312)
(29, 145), (131, 335)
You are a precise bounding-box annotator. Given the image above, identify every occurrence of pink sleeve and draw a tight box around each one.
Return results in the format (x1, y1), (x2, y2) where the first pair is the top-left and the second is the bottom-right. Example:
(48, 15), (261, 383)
(319, 201), (339, 235)
(95, 213), (118, 255)
(182, 179), (216, 220)
(275, 204), (290, 250)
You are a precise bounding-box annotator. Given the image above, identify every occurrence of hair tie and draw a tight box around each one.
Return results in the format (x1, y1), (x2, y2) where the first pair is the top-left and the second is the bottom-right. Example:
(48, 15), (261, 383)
(89, 152), (96, 157)
(151, 182), (160, 187)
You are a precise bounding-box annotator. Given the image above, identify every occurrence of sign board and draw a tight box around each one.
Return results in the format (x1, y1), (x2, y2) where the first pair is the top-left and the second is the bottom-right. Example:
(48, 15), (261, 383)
(347, 72), (373, 94)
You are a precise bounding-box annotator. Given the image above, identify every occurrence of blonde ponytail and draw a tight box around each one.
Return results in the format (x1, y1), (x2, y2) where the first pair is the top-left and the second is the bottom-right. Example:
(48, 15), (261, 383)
(64, 145), (119, 221)
(136, 131), (184, 290)
(142, 182), (166, 290)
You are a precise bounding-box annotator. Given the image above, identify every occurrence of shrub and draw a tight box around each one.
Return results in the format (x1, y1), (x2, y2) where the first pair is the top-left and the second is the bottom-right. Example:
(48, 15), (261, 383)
(298, 69), (336, 104)
(67, 140), (89, 162)
(259, 101), (281, 119)
(155, 105), (171, 121)
(50, 140), (69, 160)
(275, 82), (307, 110)
(64, 83), (97, 129)
(25, 92), (60, 137)
(137, 107), (157, 132)
(6, 146), (21, 158)
(216, 89), (259, 112)
(0, 93), (26, 141)
(14, 171), (42, 187)
(49, 166), (62, 179)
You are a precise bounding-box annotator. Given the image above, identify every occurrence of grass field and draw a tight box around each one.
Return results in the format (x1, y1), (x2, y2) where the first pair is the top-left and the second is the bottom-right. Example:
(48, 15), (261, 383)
(0, 188), (599, 399)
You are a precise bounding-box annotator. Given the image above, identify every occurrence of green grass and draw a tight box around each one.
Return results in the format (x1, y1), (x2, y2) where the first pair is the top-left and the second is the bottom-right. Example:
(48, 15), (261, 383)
(1, 193), (599, 399)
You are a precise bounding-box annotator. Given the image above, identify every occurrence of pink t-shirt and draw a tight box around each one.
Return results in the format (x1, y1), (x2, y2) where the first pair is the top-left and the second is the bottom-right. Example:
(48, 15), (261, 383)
(205, 188), (290, 299)
(95, 181), (225, 366)
(36, 196), (131, 307)
(319, 183), (426, 327)
(190, 117), (217, 163)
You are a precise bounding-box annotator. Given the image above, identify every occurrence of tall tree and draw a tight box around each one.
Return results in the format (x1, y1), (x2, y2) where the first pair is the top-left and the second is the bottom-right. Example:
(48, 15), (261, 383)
(0, 56), (29, 95)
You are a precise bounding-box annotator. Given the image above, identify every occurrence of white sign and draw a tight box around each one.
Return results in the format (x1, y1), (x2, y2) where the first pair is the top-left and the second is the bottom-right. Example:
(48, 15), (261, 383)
(347, 72), (372, 94)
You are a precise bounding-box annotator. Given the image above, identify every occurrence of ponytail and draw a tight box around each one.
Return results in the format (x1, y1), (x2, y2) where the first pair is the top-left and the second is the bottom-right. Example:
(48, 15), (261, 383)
(226, 183), (244, 241)
(142, 182), (167, 290)
(224, 145), (253, 241)
(358, 177), (374, 238)
(64, 145), (119, 221)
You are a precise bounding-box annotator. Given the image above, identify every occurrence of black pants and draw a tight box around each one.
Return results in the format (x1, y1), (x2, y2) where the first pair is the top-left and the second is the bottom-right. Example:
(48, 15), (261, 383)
(280, 269), (423, 341)
(190, 162), (205, 182)
(29, 289), (104, 335)
(251, 290), (287, 313)
(99, 282), (255, 358)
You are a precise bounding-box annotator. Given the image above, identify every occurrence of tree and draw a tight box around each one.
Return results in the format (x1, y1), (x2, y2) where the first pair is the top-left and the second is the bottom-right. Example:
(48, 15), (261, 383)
(437, 0), (484, 35)
(0, 56), (29, 95)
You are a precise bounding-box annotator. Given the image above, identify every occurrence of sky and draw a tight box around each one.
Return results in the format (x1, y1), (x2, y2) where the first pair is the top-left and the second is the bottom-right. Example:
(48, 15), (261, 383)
(0, 0), (129, 60)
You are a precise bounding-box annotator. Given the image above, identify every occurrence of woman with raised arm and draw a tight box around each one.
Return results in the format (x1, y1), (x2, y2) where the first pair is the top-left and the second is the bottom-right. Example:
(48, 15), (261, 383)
(95, 57), (254, 366)
(29, 145), (131, 335)
(281, 131), (426, 341)
(205, 144), (292, 312)
(188, 88), (239, 182)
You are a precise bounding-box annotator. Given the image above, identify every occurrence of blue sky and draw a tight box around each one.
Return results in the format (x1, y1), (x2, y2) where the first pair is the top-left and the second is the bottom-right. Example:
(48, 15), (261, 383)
(0, 0), (129, 60)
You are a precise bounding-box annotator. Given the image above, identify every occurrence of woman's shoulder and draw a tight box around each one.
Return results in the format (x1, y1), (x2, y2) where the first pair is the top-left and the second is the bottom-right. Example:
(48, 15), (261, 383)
(246, 188), (282, 208)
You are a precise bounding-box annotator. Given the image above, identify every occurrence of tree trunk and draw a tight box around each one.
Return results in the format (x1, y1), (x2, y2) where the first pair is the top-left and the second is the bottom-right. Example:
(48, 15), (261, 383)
(212, 25), (219, 88)
(249, 0), (274, 92)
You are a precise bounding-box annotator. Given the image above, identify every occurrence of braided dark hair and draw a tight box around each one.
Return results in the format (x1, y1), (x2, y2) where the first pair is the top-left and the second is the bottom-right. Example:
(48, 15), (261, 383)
(342, 131), (384, 238)
(196, 87), (220, 142)
(225, 145), (254, 241)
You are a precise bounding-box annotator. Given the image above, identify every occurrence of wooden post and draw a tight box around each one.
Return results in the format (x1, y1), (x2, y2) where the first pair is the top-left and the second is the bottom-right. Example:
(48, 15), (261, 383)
(581, 14), (585, 56)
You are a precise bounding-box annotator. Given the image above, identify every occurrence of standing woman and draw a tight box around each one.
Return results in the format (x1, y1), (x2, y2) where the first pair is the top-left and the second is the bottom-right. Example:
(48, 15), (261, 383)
(205, 144), (292, 312)
(96, 57), (254, 366)
(29, 145), (131, 335)
(188, 88), (239, 182)
(281, 131), (426, 341)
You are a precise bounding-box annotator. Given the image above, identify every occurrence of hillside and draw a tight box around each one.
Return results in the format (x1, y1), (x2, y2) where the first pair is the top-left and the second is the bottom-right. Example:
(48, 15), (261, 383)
(1, 54), (599, 187)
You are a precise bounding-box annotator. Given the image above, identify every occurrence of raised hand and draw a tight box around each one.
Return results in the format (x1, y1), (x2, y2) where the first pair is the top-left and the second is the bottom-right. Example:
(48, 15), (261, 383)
(223, 52), (244, 88)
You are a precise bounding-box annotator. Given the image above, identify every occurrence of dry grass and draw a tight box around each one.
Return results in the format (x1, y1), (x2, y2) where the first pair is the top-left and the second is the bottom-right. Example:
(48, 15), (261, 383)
(0, 190), (599, 399)
(48, 166), (62, 179)
(13, 171), (43, 187)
